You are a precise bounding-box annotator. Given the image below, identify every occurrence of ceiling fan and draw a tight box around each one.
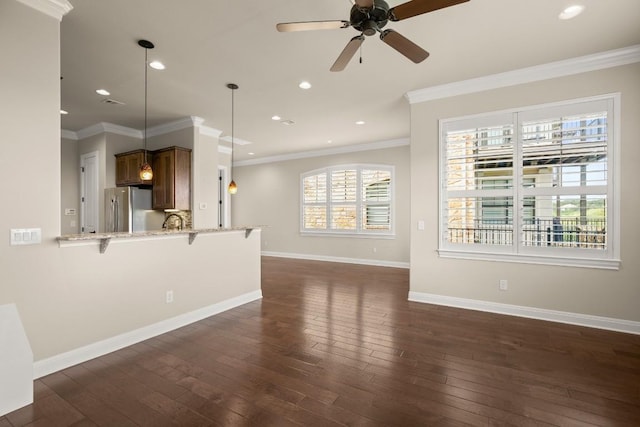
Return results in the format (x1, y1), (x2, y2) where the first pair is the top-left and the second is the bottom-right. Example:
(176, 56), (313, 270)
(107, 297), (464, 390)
(276, 0), (470, 72)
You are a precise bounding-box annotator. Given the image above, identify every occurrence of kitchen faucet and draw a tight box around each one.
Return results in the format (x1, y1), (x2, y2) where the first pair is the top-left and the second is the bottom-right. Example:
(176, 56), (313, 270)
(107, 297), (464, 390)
(162, 213), (184, 230)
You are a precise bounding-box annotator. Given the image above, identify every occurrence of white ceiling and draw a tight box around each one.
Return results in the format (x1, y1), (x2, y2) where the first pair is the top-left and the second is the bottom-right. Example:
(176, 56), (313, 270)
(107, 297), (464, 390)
(60, 0), (640, 161)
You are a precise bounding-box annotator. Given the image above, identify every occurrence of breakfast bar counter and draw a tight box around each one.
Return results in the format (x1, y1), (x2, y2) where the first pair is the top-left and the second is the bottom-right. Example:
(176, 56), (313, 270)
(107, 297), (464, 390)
(57, 226), (261, 253)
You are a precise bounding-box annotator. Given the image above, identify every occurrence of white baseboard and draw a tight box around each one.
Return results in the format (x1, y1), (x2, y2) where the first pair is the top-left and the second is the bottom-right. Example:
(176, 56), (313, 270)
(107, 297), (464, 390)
(33, 290), (263, 379)
(262, 251), (410, 269)
(408, 291), (640, 335)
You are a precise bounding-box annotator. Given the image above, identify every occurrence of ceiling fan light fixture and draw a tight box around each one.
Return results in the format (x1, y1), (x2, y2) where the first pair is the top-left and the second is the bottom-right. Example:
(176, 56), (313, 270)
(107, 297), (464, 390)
(277, 0), (469, 71)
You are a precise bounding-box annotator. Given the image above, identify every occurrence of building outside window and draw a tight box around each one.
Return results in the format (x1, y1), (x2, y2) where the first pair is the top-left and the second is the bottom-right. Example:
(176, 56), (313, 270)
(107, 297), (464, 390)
(439, 95), (619, 269)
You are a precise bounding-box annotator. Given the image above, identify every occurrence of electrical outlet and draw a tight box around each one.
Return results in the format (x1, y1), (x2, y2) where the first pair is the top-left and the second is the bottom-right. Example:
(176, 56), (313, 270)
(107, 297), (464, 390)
(166, 290), (174, 303)
(499, 280), (508, 291)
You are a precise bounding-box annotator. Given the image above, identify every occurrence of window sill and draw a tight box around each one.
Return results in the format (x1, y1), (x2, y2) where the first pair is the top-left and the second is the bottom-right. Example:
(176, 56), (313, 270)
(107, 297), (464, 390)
(437, 249), (620, 270)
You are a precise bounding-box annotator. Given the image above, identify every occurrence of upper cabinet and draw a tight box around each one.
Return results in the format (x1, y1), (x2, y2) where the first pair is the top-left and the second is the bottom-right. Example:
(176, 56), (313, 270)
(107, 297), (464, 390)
(115, 149), (153, 186)
(152, 146), (191, 210)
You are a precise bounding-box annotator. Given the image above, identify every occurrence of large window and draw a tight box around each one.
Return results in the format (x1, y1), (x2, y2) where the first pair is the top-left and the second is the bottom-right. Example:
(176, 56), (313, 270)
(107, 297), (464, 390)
(439, 95), (619, 269)
(301, 165), (394, 236)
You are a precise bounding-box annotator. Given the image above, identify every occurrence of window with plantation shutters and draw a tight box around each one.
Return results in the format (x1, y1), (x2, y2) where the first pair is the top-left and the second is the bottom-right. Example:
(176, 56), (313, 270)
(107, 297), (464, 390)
(439, 95), (619, 269)
(301, 165), (394, 235)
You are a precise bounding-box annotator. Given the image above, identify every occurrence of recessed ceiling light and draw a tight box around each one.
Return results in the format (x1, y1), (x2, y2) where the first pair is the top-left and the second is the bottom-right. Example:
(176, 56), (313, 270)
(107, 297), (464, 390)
(327, 139), (333, 144)
(299, 81), (312, 89)
(248, 152), (255, 156)
(355, 120), (365, 125)
(149, 61), (165, 70)
(271, 115), (281, 121)
(60, 109), (68, 115)
(96, 89), (110, 96)
(559, 5), (584, 20)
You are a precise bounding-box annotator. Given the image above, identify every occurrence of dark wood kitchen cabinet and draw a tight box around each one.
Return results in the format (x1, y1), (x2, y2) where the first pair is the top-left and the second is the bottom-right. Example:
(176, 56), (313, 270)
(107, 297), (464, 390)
(115, 149), (153, 186)
(152, 146), (191, 210)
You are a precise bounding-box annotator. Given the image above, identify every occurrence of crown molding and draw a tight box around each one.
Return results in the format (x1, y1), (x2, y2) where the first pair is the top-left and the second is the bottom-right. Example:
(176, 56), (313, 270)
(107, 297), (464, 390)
(16, 0), (72, 21)
(234, 138), (409, 167)
(406, 44), (640, 104)
(199, 126), (223, 138)
(220, 135), (252, 146)
(73, 122), (141, 140)
(218, 145), (232, 155)
(145, 117), (196, 138)
(61, 129), (77, 140)
(64, 116), (224, 141)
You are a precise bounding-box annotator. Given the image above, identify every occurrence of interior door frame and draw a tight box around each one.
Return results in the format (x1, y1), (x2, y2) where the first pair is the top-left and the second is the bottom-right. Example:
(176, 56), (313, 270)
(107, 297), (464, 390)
(218, 166), (230, 228)
(80, 151), (99, 233)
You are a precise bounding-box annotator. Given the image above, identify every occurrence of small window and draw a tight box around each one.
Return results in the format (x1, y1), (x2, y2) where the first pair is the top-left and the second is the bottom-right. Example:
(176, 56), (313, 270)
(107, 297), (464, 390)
(301, 165), (394, 236)
(439, 95), (619, 269)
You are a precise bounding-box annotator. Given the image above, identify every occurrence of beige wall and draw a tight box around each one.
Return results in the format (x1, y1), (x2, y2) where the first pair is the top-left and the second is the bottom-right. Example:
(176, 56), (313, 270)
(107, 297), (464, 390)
(410, 63), (640, 322)
(1, 1), (261, 365)
(192, 130), (220, 229)
(233, 144), (411, 266)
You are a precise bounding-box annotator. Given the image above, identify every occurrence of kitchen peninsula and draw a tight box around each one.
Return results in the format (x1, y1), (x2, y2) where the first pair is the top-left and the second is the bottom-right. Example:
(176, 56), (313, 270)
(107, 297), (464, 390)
(57, 226), (260, 253)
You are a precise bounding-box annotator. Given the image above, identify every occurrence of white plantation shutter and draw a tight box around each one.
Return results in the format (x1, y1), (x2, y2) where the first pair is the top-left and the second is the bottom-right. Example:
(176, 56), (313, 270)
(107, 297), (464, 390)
(520, 107), (608, 250)
(439, 96), (618, 269)
(443, 115), (515, 246)
(301, 165), (394, 235)
(362, 169), (391, 231)
(303, 174), (327, 229)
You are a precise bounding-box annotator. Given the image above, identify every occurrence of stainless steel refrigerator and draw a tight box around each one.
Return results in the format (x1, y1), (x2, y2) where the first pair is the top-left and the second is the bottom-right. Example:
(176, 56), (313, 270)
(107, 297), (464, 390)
(104, 187), (164, 232)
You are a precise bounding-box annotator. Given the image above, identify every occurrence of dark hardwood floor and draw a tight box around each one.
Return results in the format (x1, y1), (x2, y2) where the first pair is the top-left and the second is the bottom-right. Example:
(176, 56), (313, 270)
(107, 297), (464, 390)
(2, 256), (639, 426)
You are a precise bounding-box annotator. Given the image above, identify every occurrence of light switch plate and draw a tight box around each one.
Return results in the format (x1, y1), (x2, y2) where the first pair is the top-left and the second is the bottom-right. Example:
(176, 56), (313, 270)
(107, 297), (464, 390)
(10, 228), (42, 245)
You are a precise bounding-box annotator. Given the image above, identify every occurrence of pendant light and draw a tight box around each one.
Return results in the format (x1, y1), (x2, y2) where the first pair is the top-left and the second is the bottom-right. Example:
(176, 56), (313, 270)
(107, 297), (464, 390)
(138, 39), (154, 181)
(227, 83), (239, 194)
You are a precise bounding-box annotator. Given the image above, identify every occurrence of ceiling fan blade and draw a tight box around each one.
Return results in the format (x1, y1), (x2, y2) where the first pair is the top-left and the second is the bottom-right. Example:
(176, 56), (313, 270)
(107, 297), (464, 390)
(380, 29), (429, 63)
(330, 35), (365, 72)
(276, 20), (350, 32)
(388, 0), (469, 21)
(354, 0), (374, 8)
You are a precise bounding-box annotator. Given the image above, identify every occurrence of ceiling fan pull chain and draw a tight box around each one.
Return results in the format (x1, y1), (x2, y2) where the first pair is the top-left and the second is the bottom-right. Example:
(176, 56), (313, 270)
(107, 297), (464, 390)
(359, 40), (363, 64)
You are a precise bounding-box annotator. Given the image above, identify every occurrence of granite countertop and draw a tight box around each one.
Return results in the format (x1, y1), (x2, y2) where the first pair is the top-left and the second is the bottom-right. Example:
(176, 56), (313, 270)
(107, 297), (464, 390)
(57, 226), (260, 242)
(57, 226), (262, 253)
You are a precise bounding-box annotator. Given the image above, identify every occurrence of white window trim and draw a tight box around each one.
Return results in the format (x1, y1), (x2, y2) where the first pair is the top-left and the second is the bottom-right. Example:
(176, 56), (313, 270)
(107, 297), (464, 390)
(438, 94), (621, 270)
(300, 164), (396, 238)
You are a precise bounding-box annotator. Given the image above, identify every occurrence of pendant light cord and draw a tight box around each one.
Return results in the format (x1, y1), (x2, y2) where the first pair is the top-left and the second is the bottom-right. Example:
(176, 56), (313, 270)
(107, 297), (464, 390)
(231, 86), (234, 175)
(144, 47), (148, 164)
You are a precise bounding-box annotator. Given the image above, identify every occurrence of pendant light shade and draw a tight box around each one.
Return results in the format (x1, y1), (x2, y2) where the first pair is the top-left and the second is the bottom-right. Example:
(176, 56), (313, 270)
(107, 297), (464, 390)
(140, 163), (153, 181)
(138, 39), (154, 181)
(227, 83), (239, 194)
(228, 180), (238, 194)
